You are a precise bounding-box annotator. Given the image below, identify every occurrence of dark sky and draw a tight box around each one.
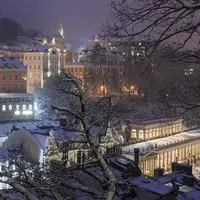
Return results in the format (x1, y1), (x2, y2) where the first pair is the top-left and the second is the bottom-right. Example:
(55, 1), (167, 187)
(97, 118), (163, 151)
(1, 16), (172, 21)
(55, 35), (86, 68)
(1, 0), (111, 49)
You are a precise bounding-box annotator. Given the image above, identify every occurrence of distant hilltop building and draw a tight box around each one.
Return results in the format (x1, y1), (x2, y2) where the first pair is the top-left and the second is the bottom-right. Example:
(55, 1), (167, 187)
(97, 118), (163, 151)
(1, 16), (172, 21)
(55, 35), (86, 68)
(88, 35), (147, 58)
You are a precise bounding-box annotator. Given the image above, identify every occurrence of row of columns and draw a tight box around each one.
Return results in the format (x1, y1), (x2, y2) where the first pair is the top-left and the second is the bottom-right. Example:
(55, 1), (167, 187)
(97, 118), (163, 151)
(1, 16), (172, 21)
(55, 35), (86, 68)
(131, 122), (182, 141)
(140, 140), (200, 175)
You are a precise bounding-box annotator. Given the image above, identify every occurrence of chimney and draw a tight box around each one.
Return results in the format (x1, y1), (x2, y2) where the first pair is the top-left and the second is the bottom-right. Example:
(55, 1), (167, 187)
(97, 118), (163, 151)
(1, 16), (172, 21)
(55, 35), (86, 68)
(172, 162), (178, 172)
(183, 175), (195, 187)
(154, 168), (164, 177)
(172, 163), (192, 175)
(134, 148), (140, 166)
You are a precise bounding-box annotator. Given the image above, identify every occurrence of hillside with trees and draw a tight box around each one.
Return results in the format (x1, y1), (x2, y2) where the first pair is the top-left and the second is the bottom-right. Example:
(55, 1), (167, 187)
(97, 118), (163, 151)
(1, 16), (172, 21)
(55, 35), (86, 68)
(0, 18), (43, 43)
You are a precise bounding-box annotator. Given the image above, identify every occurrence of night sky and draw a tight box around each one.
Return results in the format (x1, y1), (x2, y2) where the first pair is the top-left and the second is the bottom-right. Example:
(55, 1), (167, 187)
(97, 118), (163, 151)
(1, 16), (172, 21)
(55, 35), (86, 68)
(1, 0), (111, 49)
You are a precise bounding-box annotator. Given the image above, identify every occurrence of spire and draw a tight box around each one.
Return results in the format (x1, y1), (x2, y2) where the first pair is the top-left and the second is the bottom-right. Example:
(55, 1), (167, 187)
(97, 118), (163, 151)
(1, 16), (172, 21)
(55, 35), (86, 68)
(58, 22), (64, 39)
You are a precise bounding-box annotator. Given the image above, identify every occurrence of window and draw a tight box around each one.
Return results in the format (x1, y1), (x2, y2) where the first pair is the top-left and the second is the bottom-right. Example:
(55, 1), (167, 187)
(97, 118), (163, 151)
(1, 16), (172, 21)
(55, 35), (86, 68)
(25, 56), (27, 60)
(2, 75), (5, 80)
(29, 65), (32, 69)
(23, 105), (26, 110)
(29, 104), (32, 110)
(2, 84), (5, 90)
(9, 105), (12, 111)
(2, 105), (6, 112)
(16, 105), (19, 110)
(38, 65), (40, 69)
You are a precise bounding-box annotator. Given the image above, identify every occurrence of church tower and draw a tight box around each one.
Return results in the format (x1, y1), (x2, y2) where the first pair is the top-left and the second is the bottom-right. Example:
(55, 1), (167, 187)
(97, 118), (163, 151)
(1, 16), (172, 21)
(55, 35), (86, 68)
(58, 22), (65, 39)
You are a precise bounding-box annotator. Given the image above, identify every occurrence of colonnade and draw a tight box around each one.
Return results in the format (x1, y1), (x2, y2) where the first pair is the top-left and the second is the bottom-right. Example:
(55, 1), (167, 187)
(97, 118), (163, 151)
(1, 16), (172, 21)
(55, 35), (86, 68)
(139, 138), (200, 175)
(131, 120), (183, 141)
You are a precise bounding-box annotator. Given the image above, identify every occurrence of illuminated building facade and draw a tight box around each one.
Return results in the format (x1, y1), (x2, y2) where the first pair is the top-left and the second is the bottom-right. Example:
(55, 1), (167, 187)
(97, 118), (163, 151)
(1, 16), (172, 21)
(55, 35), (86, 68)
(0, 58), (27, 93)
(130, 118), (183, 141)
(0, 23), (70, 94)
(0, 93), (34, 121)
(22, 47), (66, 93)
(22, 52), (43, 93)
(139, 136), (200, 176)
(88, 35), (147, 58)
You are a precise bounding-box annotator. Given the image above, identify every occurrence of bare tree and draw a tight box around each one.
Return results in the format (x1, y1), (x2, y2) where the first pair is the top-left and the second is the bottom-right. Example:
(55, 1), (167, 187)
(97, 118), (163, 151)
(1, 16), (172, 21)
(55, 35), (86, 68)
(104, 0), (200, 59)
(103, 0), (200, 124)
(51, 73), (117, 200)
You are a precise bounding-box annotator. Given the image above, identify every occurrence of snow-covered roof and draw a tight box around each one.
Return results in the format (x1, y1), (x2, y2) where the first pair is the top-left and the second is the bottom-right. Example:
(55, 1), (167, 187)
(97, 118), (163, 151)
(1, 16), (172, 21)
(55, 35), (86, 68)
(0, 93), (34, 98)
(32, 44), (49, 52)
(130, 117), (182, 126)
(0, 57), (26, 70)
(122, 129), (200, 154)
(30, 132), (49, 150)
(0, 120), (59, 137)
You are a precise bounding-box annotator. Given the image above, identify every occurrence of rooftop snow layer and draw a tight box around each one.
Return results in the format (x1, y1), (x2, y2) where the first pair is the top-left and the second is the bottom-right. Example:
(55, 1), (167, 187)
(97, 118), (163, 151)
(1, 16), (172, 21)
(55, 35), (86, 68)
(0, 58), (26, 70)
(122, 129), (200, 154)
(0, 93), (33, 98)
(0, 120), (59, 137)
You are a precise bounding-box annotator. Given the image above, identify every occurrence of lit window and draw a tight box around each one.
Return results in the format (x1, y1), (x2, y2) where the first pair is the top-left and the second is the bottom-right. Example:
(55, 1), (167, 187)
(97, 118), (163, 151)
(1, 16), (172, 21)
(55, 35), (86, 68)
(9, 105), (12, 111)
(23, 105), (26, 110)
(2, 105), (6, 112)
(29, 104), (32, 110)
(16, 105), (19, 111)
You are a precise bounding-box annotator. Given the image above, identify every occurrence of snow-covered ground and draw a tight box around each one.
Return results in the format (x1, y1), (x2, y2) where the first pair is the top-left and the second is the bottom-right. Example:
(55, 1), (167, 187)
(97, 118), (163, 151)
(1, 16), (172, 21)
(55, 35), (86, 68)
(122, 129), (200, 154)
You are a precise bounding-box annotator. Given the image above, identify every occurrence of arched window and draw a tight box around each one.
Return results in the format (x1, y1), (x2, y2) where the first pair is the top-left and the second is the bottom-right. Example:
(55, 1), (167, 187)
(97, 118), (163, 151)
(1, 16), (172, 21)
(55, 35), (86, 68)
(2, 105), (6, 112)
(29, 104), (32, 110)
(16, 105), (19, 111)
(8, 105), (12, 111)
(23, 105), (26, 111)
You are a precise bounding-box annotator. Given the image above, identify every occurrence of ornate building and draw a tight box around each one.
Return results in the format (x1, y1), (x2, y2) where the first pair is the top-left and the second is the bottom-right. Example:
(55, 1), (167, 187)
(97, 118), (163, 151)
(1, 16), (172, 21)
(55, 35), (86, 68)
(0, 23), (72, 93)
(21, 23), (68, 93)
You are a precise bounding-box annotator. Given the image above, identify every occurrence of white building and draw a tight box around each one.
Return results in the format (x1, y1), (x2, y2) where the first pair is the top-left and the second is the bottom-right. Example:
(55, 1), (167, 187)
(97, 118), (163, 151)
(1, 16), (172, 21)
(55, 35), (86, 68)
(0, 93), (35, 121)
(22, 45), (66, 93)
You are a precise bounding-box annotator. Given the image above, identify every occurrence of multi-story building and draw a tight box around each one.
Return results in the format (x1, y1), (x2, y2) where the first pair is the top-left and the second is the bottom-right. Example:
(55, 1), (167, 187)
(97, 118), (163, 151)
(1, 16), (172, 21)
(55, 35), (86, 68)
(0, 93), (34, 121)
(88, 35), (147, 58)
(22, 51), (44, 93)
(64, 64), (124, 95)
(122, 125), (200, 176)
(22, 47), (66, 93)
(0, 23), (71, 94)
(0, 58), (27, 93)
